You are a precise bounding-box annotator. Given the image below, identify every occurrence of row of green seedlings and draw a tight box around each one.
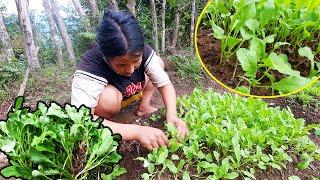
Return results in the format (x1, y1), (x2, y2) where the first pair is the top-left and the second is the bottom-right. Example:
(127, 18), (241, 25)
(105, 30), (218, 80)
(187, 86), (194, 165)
(137, 89), (320, 179)
(204, 0), (320, 94)
(0, 97), (126, 180)
(289, 81), (320, 108)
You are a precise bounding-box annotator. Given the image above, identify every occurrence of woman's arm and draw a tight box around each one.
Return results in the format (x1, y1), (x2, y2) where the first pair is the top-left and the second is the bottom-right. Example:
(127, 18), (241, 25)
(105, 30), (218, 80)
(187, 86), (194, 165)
(92, 108), (170, 150)
(158, 83), (189, 138)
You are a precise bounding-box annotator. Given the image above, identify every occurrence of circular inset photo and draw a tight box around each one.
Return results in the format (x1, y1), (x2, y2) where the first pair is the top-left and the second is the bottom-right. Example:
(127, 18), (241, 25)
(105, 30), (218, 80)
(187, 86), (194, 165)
(196, 0), (320, 97)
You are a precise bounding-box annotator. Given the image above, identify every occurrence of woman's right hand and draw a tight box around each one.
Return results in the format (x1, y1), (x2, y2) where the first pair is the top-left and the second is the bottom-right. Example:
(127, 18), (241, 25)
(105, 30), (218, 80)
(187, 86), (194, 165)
(135, 125), (170, 150)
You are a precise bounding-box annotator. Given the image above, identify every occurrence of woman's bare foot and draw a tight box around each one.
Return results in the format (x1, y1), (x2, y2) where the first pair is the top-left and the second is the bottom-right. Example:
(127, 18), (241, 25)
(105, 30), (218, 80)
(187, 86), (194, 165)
(136, 105), (157, 117)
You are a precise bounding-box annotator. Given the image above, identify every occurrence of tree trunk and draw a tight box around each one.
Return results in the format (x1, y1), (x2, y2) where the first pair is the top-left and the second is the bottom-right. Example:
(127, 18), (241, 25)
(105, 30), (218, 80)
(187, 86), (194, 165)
(71, 0), (85, 18)
(190, 0), (196, 50)
(15, 0), (40, 70)
(87, 0), (99, 22)
(149, 0), (159, 54)
(126, 0), (136, 17)
(42, 0), (64, 68)
(50, 0), (75, 63)
(171, 9), (180, 48)
(17, 65), (30, 96)
(161, 0), (166, 53)
(109, 0), (119, 11)
(0, 12), (14, 61)
(71, 0), (90, 32)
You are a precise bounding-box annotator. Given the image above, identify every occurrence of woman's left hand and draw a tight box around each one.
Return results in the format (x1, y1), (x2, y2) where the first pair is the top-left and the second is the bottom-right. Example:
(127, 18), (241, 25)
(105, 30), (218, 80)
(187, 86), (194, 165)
(167, 117), (189, 139)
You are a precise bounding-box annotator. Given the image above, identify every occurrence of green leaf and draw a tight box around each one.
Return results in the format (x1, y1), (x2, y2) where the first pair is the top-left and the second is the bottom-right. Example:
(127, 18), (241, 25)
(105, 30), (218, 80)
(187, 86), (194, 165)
(289, 175), (301, 180)
(0, 139), (16, 152)
(298, 47), (314, 62)
(220, 158), (230, 174)
(243, 170), (256, 179)
(205, 153), (213, 162)
(213, 151), (220, 161)
(225, 172), (239, 179)
(297, 153), (312, 169)
(274, 42), (290, 49)
(250, 38), (265, 58)
(177, 159), (185, 170)
(169, 139), (181, 152)
(210, 20), (225, 39)
(183, 171), (191, 180)
(235, 86), (250, 94)
(47, 103), (69, 119)
(268, 52), (300, 76)
(1, 166), (22, 177)
(32, 170), (42, 177)
(273, 76), (311, 93)
(197, 161), (218, 173)
(0, 121), (8, 135)
(166, 123), (177, 137)
(44, 169), (60, 176)
(157, 147), (168, 164)
(110, 165), (127, 177)
(225, 37), (242, 51)
(245, 19), (260, 32)
(147, 163), (154, 173)
(165, 159), (178, 174)
(95, 129), (114, 156)
(314, 128), (320, 136)
(29, 149), (56, 165)
(171, 154), (179, 160)
(264, 34), (276, 43)
(141, 173), (150, 180)
(240, 27), (253, 40)
(303, 29), (311, 38)
(298, 47), (316, 77)
(270, 163), (282, 170)
(201, 112), (211, 121)
(236, 48), (258, 78)
(14, 96), (24, 110)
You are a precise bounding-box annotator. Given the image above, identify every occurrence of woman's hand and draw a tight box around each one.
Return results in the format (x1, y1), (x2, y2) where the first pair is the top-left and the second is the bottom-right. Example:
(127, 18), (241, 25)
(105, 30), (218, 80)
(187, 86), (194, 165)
(135, 125), (170, 150)
(167, 117), (189, 139)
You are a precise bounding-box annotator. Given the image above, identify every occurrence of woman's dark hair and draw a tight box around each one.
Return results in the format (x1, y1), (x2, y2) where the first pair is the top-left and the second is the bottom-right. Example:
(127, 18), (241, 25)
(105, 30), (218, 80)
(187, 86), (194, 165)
(97, 10), (145, 59)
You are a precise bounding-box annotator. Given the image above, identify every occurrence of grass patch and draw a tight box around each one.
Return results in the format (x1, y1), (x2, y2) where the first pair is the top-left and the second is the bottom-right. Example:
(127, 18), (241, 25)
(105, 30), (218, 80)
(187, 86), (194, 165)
(167, 55), (204, 84)
(27, 64), (75, 104)
(0, 59), (25, 102)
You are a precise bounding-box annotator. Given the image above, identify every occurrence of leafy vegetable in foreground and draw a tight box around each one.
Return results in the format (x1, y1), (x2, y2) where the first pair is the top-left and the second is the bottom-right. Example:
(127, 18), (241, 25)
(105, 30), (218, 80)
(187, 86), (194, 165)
(0, 97), (124, 180)
(138, 89), (320, 179)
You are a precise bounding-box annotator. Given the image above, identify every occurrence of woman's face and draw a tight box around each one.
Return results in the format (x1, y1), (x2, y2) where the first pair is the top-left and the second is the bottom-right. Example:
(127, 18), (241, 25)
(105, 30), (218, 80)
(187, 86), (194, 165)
(108, 52), (143, 77)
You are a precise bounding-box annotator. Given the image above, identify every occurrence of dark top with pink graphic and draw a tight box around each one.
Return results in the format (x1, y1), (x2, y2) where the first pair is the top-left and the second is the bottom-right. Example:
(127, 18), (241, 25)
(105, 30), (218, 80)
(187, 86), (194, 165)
(75, 44), (155, 100)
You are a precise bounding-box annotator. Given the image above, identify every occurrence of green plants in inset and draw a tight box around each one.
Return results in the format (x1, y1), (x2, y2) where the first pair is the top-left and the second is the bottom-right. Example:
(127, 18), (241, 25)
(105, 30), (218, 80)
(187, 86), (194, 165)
(137, 89), (320, 179)
(200, 0), (320, 95)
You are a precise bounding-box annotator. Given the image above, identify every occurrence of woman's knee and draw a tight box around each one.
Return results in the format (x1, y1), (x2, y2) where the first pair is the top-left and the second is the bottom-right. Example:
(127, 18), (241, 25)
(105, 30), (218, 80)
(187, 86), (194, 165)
(94, 85), (123, 119)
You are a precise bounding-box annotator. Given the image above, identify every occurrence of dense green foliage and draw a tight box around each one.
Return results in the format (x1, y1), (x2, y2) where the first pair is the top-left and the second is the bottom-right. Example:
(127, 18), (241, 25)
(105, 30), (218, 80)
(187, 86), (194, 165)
(0, 97), (124, 179)
(138, 89), (320, 179)
(0, 60), (25, 101)
(203, 0), (320, 95)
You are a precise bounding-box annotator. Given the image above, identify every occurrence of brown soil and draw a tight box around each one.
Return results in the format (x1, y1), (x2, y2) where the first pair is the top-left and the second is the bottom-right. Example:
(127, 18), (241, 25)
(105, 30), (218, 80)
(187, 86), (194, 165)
(196, 26), (320, 96)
